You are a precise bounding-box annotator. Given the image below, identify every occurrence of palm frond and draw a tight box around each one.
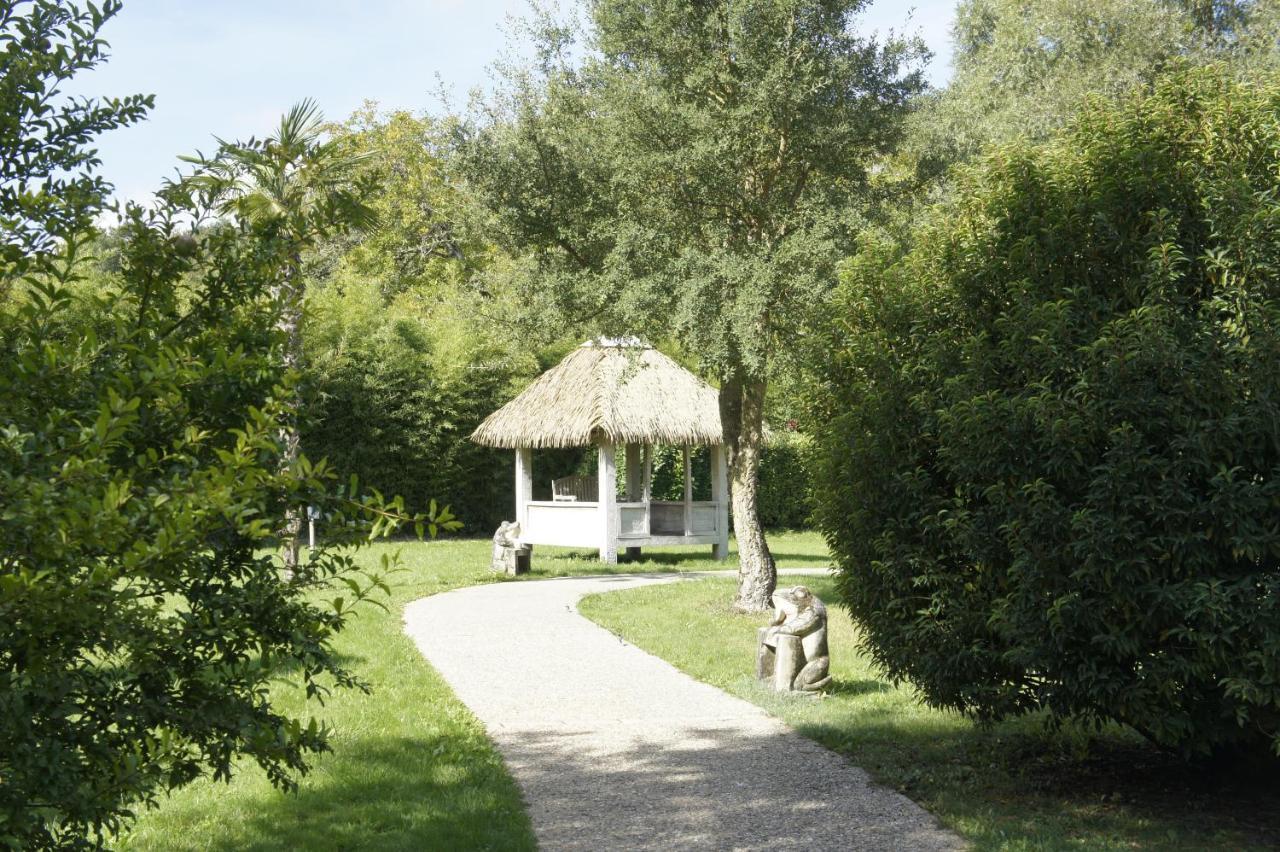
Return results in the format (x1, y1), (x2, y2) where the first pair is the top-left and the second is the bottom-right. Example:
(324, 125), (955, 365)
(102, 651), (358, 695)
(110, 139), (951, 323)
(277, 98), (325, 150)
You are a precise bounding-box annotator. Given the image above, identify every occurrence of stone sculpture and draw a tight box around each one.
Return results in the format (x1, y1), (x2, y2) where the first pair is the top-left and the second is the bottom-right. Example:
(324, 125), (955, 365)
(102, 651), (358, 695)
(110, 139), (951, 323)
(756, 585), (831, 692)
(490, 521), (531, 575)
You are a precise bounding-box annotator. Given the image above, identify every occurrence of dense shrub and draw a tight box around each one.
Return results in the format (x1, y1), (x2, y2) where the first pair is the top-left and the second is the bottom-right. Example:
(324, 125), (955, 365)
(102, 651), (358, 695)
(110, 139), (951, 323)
(303, 286), (529, 534)
(0, 10), (450, 842)
(756, 433), (815, 530)
(813, 68), (1280, 759)
(0, 113), (405, 852)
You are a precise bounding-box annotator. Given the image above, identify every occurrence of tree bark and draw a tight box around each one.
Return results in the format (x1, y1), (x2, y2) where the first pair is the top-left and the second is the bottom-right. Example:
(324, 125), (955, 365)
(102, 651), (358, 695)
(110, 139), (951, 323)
(276, 266), (304, 575)
(720, 371), (776, 612)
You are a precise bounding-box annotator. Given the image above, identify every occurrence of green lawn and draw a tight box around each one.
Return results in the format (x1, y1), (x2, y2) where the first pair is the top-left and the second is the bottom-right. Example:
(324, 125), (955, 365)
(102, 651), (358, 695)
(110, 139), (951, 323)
(579, 575), (1280, 852)
(116, 531), (827, 850)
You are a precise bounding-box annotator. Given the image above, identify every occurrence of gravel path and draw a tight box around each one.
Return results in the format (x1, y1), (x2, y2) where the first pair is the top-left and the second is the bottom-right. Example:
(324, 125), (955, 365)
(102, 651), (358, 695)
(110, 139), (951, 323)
(403, 571), (963, 851)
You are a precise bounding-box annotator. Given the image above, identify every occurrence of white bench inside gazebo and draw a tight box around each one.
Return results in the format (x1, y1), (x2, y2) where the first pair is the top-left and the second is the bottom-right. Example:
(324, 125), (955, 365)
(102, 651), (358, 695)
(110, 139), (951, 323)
(471, 338), (729, 564)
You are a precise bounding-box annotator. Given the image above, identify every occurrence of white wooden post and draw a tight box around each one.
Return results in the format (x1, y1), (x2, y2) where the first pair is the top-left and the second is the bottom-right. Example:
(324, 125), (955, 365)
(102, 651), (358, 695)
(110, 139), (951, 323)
(643, 444), (653, 536)
(598, 441), (618, 564)
(515, 447), (532, 536)
(624, 443), (642, 560)
(711, 443), (729, 560)
(682, 446), (693, 536)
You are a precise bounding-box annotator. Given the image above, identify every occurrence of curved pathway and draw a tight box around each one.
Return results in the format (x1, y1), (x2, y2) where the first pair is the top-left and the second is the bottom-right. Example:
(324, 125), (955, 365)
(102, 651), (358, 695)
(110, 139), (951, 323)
(403, 572), (962, 851)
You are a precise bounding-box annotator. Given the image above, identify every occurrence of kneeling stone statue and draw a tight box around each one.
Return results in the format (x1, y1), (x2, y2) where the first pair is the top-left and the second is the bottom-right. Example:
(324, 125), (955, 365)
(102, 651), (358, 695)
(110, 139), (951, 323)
(756, 585), (831, 693)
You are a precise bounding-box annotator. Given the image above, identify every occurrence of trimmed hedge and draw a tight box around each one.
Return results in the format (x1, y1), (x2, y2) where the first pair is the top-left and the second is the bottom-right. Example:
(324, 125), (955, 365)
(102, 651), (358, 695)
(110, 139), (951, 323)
(756, 433), (814, 530)
(813, 68), (1280, 760)
(303, 318), (518, 534)
(580, 437), (813, 529)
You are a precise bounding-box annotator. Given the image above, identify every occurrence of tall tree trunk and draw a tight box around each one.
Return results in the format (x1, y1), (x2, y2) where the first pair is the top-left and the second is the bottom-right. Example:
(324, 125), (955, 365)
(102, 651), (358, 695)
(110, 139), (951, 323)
(276, 267), (304, 575)
(720, 371), (776, 612)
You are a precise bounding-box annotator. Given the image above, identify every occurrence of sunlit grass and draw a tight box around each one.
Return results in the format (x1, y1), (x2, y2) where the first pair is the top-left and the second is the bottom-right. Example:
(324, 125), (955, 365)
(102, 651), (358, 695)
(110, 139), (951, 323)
(117, 531), (827, 850)
(580, 575), (1280, 852)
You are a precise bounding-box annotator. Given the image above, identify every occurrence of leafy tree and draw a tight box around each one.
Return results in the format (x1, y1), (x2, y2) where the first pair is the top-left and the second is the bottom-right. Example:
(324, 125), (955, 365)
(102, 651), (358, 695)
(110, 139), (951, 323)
(183, 100), (378, 573)
(0, 4), (454, 845)
(458, 0), (926, 609)
(317, 107), (485, 300)
(0, 0), (149, 286)
(904, 0), (1277, 182)
(812, 67), (1280, 761)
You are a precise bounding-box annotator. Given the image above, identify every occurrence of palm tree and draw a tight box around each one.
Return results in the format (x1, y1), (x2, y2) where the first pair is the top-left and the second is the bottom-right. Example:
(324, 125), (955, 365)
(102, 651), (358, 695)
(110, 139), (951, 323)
(185, 99), (376, 572)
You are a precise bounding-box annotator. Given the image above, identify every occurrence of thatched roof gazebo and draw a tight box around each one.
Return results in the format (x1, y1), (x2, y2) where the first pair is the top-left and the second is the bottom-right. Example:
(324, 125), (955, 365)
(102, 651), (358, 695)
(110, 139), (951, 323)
(472, 338), (729, 564)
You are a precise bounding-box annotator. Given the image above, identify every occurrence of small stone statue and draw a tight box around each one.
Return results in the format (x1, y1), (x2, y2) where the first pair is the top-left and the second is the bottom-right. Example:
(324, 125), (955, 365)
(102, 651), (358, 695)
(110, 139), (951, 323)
(756, 585), (831, 693)
(490, 521), (530, 575)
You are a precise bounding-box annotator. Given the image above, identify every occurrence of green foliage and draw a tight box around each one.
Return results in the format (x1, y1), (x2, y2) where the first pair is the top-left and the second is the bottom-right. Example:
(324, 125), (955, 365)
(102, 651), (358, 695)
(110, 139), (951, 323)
(0, 0), (150, 282)
(289, 106), (548, 536)
(813, 67), (1280, 760)
(756, 433), (814, 530)
(0, 201), (429, 850)
(903, 0), (1277, 183)
(459, 0), (926, 381)
(321, 107), (492, 301)
(302, 281), (529, 534)
(0, 5), (456, 845)
(183, 98), (378, 243)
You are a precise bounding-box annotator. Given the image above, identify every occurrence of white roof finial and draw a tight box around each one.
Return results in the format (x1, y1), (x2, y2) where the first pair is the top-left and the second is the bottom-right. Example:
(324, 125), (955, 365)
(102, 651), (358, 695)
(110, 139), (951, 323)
(581, 336), (646, 348)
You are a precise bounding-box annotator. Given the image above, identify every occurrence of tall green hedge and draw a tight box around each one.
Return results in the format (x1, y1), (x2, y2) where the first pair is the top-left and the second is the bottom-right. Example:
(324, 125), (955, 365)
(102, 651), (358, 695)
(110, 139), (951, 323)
(649, 436), (813, 528)
(813, 67), (1280, 760)
(756, 433), (814, 530)
(302, 303), (523, 534)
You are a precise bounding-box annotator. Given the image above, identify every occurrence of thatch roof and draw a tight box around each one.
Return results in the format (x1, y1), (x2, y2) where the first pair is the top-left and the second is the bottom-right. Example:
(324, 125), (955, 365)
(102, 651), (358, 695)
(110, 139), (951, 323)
(471, 340), (722, 448)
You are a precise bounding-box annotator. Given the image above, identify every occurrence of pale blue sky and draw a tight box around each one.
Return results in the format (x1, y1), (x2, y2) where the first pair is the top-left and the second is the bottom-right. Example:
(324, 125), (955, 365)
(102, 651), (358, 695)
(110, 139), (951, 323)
(69, 0), (958, 204)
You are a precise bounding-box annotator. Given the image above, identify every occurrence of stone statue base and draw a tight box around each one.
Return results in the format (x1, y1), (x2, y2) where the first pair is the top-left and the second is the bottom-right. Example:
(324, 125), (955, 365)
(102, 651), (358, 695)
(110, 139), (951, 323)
(757, 630), (803, 691)
(492, 546), (531, 576)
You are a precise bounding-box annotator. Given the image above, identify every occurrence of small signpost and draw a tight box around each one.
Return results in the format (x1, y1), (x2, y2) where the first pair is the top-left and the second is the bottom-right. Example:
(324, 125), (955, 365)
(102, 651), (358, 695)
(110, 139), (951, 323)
(307, 505), (321, 550)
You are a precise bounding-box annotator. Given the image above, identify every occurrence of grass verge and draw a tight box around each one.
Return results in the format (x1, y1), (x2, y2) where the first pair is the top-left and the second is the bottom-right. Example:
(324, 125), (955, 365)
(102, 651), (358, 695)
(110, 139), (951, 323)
(579, 575), (1280, 852)
(116, 531), (827, 850)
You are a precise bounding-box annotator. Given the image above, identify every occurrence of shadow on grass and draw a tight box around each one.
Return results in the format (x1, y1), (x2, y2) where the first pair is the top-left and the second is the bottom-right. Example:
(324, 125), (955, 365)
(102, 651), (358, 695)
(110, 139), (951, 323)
(765, 552), (834, 565)
(791, 714), (1280, 850)
(532, 550), (702, 567)
(825, 678), (893, 698)
(521, 554), (831, 574)
(137, 734), (533, 852)
(614, 550), (830, 567)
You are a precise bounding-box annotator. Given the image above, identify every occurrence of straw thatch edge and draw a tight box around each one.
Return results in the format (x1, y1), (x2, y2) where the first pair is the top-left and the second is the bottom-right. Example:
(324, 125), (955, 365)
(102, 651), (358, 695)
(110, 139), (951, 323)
(470, 345), (722, 449)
